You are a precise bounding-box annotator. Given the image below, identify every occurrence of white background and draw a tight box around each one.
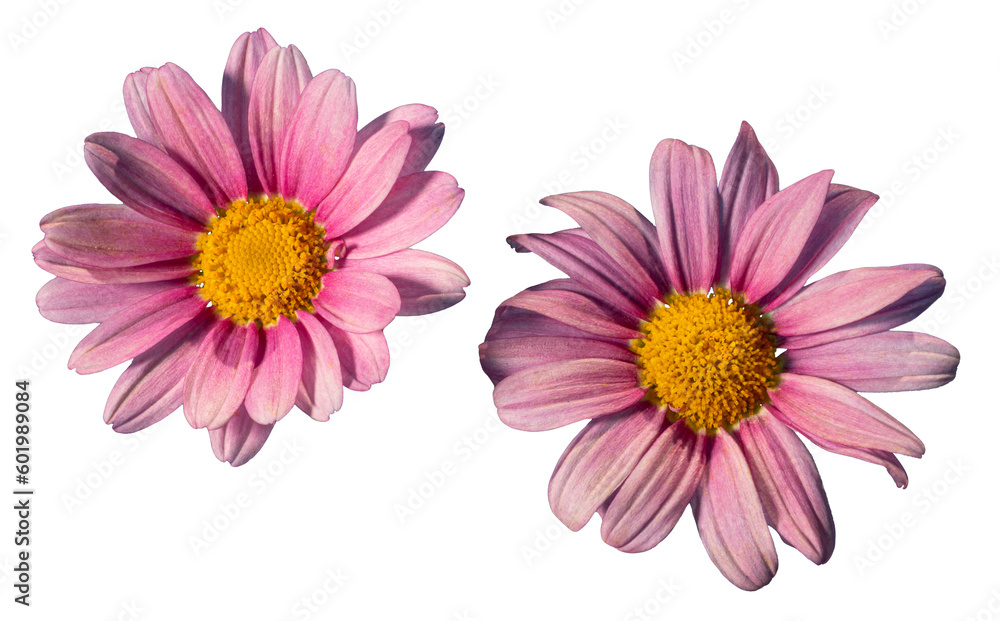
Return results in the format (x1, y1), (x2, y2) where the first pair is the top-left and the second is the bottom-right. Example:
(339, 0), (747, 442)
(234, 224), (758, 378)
(1, 0), (997, 619)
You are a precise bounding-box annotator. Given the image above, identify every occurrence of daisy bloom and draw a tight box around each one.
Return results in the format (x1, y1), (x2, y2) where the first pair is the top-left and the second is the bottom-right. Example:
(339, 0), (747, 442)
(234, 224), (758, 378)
(34, 28), (467, 466)
(479, 122), (958, 589)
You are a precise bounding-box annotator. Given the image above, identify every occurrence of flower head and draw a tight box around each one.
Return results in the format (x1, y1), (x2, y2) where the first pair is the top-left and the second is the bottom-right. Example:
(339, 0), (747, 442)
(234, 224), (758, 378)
(479, 122), (958, 589)
(35, 28), (468, 466)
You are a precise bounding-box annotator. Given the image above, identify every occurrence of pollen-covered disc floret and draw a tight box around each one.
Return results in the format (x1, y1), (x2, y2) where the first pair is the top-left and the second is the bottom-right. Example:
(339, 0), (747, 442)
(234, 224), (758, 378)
(633, 288), (779, 431)
(193, 196), (329, 326)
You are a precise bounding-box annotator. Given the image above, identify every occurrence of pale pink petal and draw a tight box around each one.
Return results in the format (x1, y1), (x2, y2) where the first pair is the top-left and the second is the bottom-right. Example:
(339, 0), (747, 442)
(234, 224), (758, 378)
(123, 67), (161, 148)
(339, 171), (463, 259)
(493, 358), (644, 431)
(33, 239), (195, 285)
(315, 120), (411, 235)
(41, 204), (197, 268)
(355, 104), (444, 177)
(601, 420), (707, 552)
(498, 289), (641, 340)
(325, 324), (388, 392)
(718, 122), (778, 283)
(183, 321), (259, 429)
(342, 249), (468, 316)
(772, 265), (945, 349)
(480, 335), (634, 385)
(146, 63), (247, 205)
(37, 278), (186, 325)
(313, 269), (401, 333)
(209, 406), (274, 467)
(293, 312), (344, 420)
(84, 132), (216, 229)
(738, 414), (835, 564)
(789, 422), (909, 488)
(767, 373), (924, 457)
(244, 316), (303, 425)
(550, 403), (666, 531)
(692, 430), (778, 591)
(68, 286), (205, 375)
(278, 69), (357, 208)
(782, 331), (959, 392)
(729, 170), (833, 303)
(649, 138), (720, 293)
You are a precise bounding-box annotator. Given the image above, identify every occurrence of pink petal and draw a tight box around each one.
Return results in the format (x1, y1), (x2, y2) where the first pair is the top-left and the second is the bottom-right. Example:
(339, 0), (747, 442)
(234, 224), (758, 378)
(145, 63), (247, 206)
(601, 420), (707, 552)
(729, 170), (834, 303)
(278, 69), (357, 208)
(549, 403), (667, 531)
(209, 406), (274, 467)
(480, 335), (634, 385)
(37, 278), (186, 324)
(782, 331), (959, 393)
(68, 286), (205, 375)
(293, 312), (344, 420)
(325, 323), (388, 392)
(772, 265), (945, 349)
(493, 358), (644, 431)
(342, 249), (468, 316)
(355, 104), (444, 178)
(498, 289), (641, 340)
(767, 373), (924, 457)
(123, 67), (161, 148)
(33, 239), (195, 285)
(183, 321), (259, 429)
(244, 316), (303, 425)
(649, 138), (720, 293)
(222, 27), (280, 194)
(738, 414), (834, 564)
(84, 132), (215, 229)
(485, 303), (629, 345)
(41, 203), (197, 268)
(789, 421), (909, 488)
(248, 45), (312, 195)
(339, 171), (463, 259)
(692, 430), (778, 591)
(718, 122), (778, 284)
(315, 120), (411, 236)
(313, 269), (401, 333)
(104, 311), (212, 433)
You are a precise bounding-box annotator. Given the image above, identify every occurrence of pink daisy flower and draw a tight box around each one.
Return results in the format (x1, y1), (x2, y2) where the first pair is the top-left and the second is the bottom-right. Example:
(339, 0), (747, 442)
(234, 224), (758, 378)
(480, 122), (958, 589)
(34, 28), (467, 466)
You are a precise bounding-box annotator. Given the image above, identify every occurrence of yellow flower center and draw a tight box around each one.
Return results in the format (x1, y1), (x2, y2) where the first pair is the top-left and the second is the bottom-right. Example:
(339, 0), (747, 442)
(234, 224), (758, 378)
(632, 288), (779, 431)
(192, 196), (329, 326)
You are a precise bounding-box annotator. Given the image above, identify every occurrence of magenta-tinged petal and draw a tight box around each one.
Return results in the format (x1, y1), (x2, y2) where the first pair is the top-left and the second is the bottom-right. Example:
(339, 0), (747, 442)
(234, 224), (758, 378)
(222, 27), (280, 193)
(84, 132), (216, 229)
(123, 67), (161, 148)
(293, 312), (344, 420)
(41, 203), (197, 268)
(602, 420), (707, 552)
(649, 138), (721, 293)
(541, 191), (667, 300)
(33, 240), (195, 285)
(767, 373), (924, 457)
(209, 406), (274, 467)
(498, 289), (641, 340)
(339, 171), (463, 259)
(789, 421), (909, 488)
(692, 430), (778, 591)
(484, 304), (629, 350)
(278, 69), (357, 208)
(480, 335), (634, 385)
(68, 286), (205, 375)
(782, 331), (959, 392)
(549, 403), (666, 531)
(355, 104), (444, 177)
(325, 324), (388, 392)
(493, 358), (644, 431)
(718, 122), (778, 284)
(342, 249), (468, 317)
(104, 311), (212, 433)
(315, 120), (411, 236)
(248, 45), (312, 195)
(183, 321), (258, 429)
(772, 265), (945, 349)
(244, 316), (303, 425)
(738, 414), (835, 565)
(758, 185), (879, 310)
(146, 63), (248, 206)
(313, 269), (401, 333)
(37, 278), (186, 325)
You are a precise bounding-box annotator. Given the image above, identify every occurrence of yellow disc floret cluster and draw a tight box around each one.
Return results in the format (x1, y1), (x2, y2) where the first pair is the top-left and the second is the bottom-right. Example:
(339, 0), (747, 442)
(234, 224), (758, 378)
(632, 288), (779, 431)
(193, 196), (329, 326)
